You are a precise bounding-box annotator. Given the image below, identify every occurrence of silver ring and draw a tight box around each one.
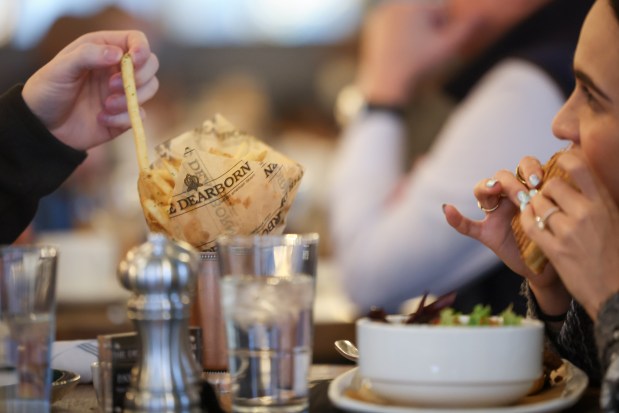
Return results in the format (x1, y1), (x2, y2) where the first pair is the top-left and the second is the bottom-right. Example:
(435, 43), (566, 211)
(535, 206), (560, 230)
(477, 199), (500, 213)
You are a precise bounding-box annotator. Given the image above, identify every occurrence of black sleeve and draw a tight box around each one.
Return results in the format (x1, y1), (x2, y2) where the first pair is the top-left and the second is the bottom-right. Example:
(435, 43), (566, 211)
(0, 84), (86, 244)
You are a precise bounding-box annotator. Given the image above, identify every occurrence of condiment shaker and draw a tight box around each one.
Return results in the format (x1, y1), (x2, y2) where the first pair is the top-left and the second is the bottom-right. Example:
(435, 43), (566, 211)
(195, 252), (228, 372)
(117, 233), (202, 412)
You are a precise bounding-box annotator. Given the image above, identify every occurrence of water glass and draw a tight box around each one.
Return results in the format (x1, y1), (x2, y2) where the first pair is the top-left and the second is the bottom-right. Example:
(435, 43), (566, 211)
(217, 233), (318, 413)
(0, 245), (58, 411)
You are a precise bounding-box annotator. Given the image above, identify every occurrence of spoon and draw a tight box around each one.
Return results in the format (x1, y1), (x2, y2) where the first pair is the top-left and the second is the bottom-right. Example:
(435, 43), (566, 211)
(334, 339), (359, 362)
(334, 340), (366, 394)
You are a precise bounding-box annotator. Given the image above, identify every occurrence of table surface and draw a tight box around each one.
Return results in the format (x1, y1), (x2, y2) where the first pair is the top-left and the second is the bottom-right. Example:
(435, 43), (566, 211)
(51, 365), (353, 412)
(51, 365), (602, 413)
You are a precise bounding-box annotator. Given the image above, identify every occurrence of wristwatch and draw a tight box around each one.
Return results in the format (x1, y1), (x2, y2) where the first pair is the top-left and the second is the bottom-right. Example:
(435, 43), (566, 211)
(334, 84), (405, 126)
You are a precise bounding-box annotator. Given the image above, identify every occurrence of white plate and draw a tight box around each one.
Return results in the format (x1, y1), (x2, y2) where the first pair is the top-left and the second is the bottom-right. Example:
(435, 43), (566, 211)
(328, 362), (588, 413)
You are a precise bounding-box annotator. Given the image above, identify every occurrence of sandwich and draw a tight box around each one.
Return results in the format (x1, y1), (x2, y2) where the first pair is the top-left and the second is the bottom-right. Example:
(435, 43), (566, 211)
(511, 152), (571, 274)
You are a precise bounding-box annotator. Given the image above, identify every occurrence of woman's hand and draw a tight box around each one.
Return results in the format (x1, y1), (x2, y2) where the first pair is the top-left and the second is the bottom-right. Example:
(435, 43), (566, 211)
(521, 149), (619, 320)
(443, 160), (556, 279)
(22, 30), (159, 151)
(443, 156), (571, 315)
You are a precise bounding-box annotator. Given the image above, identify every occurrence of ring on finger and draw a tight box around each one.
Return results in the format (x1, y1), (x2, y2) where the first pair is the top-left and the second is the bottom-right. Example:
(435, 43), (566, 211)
(535, 206), (560, 230)
(515, 165), (527, 185)
(477, 199), (501, 213)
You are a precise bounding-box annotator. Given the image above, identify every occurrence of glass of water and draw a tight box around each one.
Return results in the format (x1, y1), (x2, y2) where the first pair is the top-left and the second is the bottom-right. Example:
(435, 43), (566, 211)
(0, 245), (58, 411)
(217, 233), (318, 413)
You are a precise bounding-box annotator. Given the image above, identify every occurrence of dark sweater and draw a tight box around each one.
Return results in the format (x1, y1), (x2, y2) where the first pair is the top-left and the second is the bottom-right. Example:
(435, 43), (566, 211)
(0, 84), (86, 244)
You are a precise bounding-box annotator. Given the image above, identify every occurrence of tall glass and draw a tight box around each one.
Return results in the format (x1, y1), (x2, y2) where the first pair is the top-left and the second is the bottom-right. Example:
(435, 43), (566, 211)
(217, 233), (318, 413)
(0, 245), (58, 411)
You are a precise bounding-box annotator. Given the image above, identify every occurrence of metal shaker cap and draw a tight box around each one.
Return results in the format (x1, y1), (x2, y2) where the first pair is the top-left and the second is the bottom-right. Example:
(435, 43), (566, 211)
(118, 233), (198, 319)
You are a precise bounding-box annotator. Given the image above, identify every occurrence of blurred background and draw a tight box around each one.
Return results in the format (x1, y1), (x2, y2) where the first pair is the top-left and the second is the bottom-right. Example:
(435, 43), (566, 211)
(1, 0), (365, 356)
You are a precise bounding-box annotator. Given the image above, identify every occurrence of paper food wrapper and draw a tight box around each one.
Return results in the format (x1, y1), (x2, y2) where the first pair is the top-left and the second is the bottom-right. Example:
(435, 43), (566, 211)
(140, 114), (304, 251)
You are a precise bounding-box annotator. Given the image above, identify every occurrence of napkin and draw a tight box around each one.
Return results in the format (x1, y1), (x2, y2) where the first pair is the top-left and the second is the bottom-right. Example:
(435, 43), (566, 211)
(51, 340), (98, 383)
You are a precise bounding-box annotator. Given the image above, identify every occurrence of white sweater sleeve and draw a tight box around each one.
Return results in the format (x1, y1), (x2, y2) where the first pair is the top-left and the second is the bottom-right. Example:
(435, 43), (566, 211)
(329, 59), (567, 312)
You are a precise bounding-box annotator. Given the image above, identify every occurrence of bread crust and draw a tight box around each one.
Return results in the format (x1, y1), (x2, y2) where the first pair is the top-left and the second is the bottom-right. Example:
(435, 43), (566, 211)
(511, 152), (571, 274)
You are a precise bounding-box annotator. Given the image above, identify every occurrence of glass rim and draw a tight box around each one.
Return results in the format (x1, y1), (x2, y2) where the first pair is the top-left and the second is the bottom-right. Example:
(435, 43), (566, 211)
(0, 244), (58, 258)
(216, 232), (319, 248)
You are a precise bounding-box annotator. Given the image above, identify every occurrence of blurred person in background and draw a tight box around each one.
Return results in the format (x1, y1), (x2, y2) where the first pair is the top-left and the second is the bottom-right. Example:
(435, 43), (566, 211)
(446, 1), (619, 407)
(329, 0), (593, 314)
(0, 30), (159, 244)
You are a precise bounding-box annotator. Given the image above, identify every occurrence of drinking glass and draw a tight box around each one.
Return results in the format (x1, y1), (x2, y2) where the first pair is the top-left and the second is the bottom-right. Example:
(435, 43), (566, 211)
(217, 233), (318, 413)
(0, 245), (58, 411)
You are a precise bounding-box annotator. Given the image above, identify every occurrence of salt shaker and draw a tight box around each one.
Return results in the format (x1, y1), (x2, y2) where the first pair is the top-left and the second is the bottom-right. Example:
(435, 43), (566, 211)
(117, 233), (203, 413)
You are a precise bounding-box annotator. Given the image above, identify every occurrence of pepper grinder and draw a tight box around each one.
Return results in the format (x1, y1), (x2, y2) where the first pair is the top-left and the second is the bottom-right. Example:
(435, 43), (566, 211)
(118, 233), (203, 413)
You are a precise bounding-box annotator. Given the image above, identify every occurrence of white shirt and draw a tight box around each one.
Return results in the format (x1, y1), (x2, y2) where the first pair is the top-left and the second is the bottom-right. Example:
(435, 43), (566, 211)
(329, 59), (566, 312)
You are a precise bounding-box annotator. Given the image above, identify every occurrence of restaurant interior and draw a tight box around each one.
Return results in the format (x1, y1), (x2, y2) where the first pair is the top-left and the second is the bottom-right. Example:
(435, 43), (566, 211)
(0, 0), (369, 363)
(3, 2), (613, 411)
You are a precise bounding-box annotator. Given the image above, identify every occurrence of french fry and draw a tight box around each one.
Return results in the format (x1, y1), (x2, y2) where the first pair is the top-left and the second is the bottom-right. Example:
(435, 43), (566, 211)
(121, 54), (149, 171)
(121, 53), (171, 231)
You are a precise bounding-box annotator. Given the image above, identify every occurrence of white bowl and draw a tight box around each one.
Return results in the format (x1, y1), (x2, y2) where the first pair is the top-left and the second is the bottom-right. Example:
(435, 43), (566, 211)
(356, 316), (544, 408)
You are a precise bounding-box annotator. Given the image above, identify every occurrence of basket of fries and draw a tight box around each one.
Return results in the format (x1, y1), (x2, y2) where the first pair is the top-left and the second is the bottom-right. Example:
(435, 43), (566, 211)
(121, 54), (304, 251)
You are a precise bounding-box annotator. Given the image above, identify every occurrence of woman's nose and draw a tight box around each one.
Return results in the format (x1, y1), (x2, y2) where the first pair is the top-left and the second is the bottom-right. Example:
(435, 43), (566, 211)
(551, 95), (579, 145)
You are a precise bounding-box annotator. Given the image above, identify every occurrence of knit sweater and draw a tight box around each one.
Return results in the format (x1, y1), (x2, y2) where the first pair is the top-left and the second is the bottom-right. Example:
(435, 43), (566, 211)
(524, 283), (619, 411)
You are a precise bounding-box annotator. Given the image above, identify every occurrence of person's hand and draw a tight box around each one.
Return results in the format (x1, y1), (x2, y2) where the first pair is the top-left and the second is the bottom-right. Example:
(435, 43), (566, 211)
(443, 165), (548, 279)
(519, 149), (619, 320)
(443, 156), (571, 315)
(22, 30), (159, 151)
(357, 0), (481, 106)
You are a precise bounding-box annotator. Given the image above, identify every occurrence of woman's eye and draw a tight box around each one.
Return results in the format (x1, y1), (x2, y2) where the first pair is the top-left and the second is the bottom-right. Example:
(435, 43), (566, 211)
(581, 85), (594, 103)
(579, 84), (603, 111)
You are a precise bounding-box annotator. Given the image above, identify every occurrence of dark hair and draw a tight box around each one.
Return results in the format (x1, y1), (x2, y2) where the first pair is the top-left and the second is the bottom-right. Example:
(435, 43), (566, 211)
(611, 0), (619, 23)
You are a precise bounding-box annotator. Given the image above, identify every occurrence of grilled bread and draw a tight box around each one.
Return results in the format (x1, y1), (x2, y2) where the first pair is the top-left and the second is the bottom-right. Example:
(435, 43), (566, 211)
(511, 152), (571, 274)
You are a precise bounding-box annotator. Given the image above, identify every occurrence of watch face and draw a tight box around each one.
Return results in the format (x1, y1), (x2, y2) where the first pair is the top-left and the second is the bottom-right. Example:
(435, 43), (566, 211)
(334, 84), (364, 126)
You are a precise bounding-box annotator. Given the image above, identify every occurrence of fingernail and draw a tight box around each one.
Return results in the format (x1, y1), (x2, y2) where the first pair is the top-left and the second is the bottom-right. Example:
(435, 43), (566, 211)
(529, 174), (540, 188)
(517, 190), (530, 203)
(109, 75), (123, 89)
(485, 179), (497, 188)
(96, 111), (110, 125)
(529, 189), (538, 197)
(103, 47), (122, 62)
(517, 190), (530, 211)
